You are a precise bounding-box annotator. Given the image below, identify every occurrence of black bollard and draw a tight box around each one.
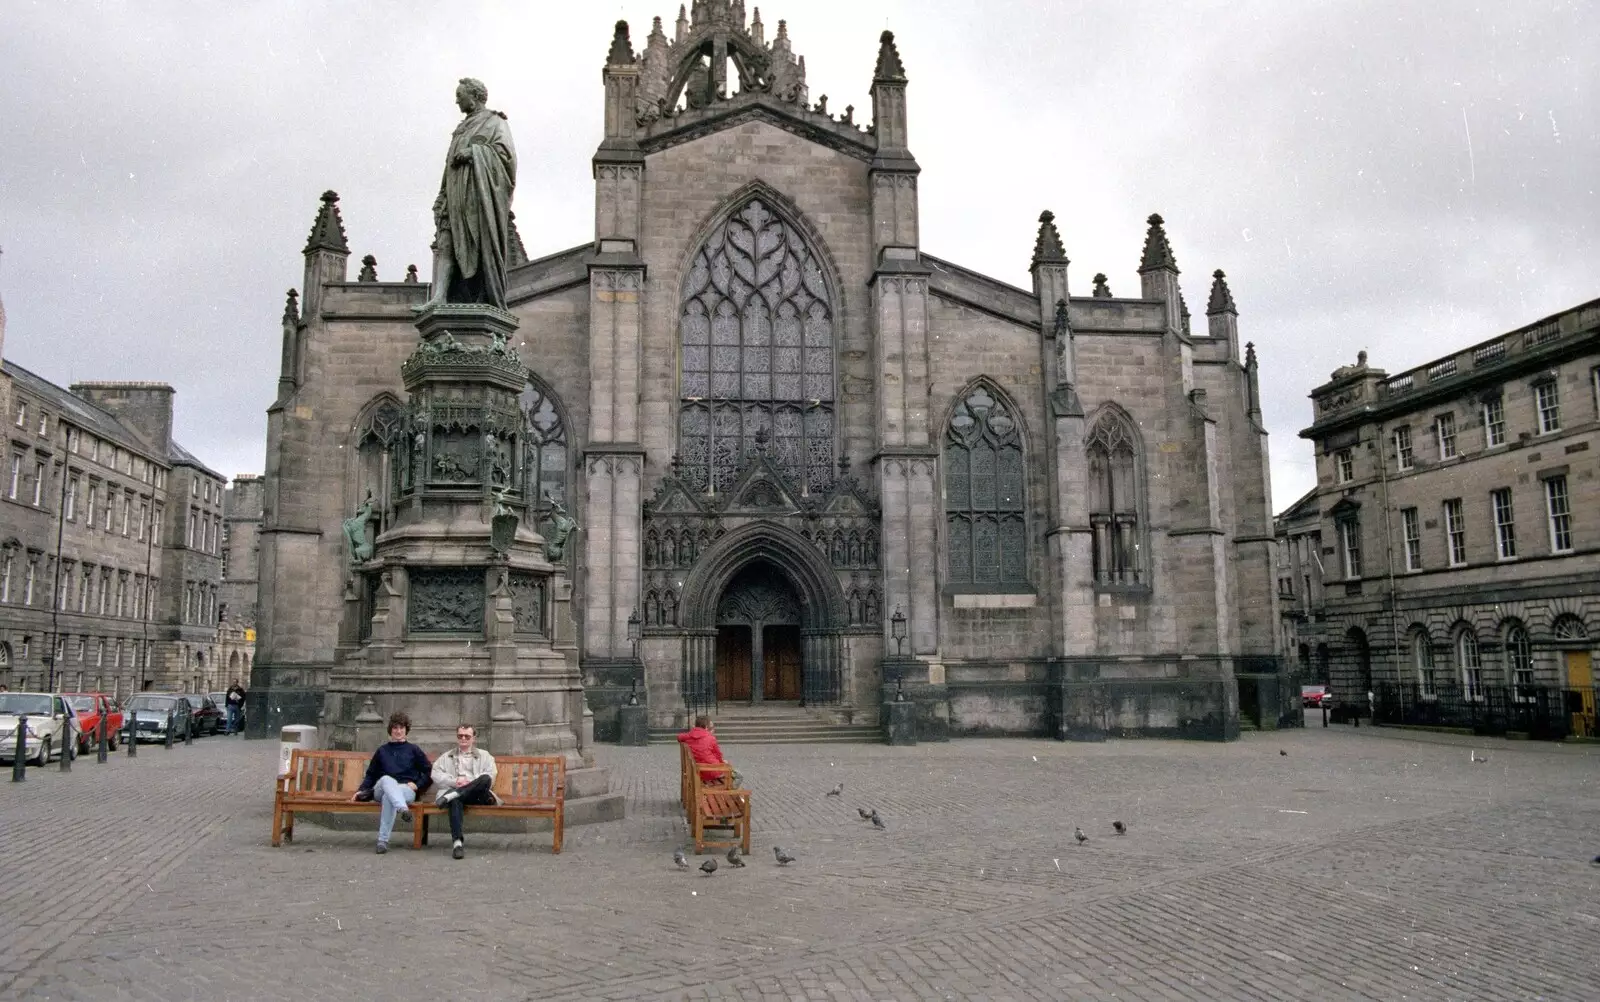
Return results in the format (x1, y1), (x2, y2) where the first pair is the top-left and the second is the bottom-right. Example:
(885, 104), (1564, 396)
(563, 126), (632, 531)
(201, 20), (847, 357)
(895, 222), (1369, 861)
(97, 710), (108, 764)
(164, 711), (174, 750)
(1321, 700), (1328, 728)
(59, 716), (73, 772)
(183, 714), (192, 746)
(127, 713), (138, 757)
(11, 715), (27, 782)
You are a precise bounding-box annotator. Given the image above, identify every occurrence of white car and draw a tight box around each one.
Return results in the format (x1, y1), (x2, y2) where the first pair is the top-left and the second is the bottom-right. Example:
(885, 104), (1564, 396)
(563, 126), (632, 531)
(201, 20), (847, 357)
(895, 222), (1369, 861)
(0, 691), (79, 765)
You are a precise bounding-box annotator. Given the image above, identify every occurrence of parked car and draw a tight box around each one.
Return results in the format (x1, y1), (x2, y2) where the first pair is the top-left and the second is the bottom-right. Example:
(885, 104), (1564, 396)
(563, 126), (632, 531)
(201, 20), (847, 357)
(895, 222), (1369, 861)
(1301, 684), (1332, 708)
(65, 693), (123, 752)
(123, 694), (193, 743)
(0, 691), (79, 764)
(180, 694), (224, 736)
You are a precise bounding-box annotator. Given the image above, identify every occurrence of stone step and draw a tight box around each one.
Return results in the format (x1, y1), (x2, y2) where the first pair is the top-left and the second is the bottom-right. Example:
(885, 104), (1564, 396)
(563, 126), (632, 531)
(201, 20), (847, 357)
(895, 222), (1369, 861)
(648, 724), (881, 745)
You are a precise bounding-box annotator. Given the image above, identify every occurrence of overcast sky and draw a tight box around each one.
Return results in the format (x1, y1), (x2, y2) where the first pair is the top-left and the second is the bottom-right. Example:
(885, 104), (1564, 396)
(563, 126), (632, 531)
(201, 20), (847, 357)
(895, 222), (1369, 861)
(1, 0), (1594, 510)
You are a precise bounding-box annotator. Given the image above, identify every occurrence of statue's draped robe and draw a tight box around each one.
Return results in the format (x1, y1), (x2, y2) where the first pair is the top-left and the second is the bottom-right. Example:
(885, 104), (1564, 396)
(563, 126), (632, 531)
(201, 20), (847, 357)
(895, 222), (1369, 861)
(435, 108), (516, 309)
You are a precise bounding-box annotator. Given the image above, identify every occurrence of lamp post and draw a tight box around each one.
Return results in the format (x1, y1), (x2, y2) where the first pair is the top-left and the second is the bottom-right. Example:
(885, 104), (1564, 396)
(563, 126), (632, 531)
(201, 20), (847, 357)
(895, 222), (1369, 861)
(890, 606), (907, 657)
(626, 608), (642, 706)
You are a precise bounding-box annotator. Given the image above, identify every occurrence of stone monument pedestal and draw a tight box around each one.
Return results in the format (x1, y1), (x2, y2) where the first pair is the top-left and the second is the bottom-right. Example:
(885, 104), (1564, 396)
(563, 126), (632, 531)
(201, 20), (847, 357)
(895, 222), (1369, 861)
(617, 703), (649, 747)
(321, 302), (622, 822)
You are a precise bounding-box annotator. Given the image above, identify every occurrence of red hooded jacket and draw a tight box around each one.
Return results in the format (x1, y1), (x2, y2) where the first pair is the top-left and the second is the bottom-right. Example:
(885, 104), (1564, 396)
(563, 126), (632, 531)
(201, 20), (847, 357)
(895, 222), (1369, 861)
(676, 726), (725, 781)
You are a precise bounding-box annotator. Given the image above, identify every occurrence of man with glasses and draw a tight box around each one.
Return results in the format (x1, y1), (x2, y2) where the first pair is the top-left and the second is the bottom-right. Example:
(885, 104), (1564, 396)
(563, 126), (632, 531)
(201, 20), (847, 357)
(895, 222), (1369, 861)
(429, 723), (498, 860)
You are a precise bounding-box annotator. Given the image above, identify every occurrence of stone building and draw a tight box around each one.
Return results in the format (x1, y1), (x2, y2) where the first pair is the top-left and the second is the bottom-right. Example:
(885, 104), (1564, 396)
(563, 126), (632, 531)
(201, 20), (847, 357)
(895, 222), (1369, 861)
(251, 5), (1283, 742)
(0, 293), (230, 696)
(1296, 298), (1600, 735)
(217, 474), (264, 686)
(1274, 487), (1325, 684)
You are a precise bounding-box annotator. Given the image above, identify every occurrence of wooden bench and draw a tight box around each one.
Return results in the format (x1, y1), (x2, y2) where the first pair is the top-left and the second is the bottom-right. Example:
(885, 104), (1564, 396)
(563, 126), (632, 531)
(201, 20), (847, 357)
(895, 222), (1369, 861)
(687, 760), (751, 854)
(414, 755), (565, 854)
(678, 740), (736, 814)
(272, 749), (565, 853)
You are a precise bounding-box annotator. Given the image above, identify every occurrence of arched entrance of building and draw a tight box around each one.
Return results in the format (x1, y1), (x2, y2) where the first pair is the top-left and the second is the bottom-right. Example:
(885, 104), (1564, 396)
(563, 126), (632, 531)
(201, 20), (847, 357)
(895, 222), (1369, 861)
(678, 521), (849, 711)
(714, 562), (803, 702)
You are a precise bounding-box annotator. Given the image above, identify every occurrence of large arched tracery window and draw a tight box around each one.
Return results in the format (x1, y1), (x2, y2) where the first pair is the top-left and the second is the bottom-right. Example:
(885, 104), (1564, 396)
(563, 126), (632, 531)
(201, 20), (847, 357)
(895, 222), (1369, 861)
(678, 198), (835, 496)
(944, 385), (1027, 588)
(1086, 408), (1143, 585)
(519, 377), (568, 509)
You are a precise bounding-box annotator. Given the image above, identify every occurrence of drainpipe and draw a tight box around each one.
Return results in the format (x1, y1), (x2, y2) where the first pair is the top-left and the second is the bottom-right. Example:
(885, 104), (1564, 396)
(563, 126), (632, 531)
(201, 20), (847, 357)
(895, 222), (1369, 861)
(1375, 420), (1401, 706)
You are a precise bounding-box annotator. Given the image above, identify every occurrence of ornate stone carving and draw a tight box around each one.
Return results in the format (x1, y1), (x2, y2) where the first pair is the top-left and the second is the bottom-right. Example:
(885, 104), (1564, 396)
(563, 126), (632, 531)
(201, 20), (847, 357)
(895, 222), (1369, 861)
(342, 493), (376, 563)
(406, 568), (485, 633)
(509, 571), (545, 635)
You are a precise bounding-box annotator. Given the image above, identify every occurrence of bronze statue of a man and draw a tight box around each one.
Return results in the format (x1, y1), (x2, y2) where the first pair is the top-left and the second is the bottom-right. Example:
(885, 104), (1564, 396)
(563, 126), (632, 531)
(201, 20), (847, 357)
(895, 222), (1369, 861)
(425, 77), (517, 310)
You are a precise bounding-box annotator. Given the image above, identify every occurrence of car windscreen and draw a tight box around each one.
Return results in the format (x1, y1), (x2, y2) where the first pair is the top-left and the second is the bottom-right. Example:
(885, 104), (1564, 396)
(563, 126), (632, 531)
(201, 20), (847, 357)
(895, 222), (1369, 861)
(0, 694), (54, 715)
(181, 695), (205, 708)
(126, 697), (177, 713)
(68, 697), (97, 712)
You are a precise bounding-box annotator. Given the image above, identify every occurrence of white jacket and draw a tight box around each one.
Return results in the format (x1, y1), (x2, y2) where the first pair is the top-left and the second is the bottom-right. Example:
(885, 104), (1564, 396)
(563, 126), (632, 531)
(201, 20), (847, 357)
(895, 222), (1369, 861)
(430, 747), (500, 803)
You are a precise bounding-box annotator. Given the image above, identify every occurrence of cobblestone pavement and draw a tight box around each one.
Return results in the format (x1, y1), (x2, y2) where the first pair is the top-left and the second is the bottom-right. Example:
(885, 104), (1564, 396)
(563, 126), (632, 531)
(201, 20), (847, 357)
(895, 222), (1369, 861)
(2, 724), (1598, 1001)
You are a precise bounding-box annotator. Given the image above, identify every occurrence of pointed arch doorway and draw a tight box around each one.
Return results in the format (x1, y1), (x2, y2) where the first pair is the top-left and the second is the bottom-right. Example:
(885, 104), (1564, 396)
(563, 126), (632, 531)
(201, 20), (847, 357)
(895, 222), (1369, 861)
(715, 562), (803, 702)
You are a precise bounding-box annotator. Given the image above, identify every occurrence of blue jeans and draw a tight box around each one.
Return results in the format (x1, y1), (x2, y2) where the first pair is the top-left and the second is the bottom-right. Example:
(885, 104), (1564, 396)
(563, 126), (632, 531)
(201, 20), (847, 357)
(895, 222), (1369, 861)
(374, 776), (416, 846)
(225, 706), (241, 733)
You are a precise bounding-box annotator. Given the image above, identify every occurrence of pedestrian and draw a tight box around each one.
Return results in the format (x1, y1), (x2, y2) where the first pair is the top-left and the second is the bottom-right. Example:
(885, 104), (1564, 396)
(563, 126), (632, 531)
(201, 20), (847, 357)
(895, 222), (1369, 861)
(429, 723), (498, 860)
(224, 680), (247, 734)
(350, 711), (432, 854)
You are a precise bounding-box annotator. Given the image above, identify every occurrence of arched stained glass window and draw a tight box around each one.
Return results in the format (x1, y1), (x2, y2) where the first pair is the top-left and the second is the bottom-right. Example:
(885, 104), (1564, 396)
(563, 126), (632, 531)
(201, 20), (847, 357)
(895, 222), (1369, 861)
(678, 198), (835, 495)
(1087, 409), (1142, 585)
(520, 378), (568, 509)
(944, 385), (1026, 588)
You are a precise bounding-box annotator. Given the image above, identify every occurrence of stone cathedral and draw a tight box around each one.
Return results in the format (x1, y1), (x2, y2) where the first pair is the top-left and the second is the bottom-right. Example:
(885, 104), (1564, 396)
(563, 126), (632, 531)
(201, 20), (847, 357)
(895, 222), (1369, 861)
(249, 3), (1288, 748)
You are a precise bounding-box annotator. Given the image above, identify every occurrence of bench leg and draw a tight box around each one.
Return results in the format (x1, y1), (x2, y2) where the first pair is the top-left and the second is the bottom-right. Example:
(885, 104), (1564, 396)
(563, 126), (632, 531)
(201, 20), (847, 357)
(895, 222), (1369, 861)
(271, 801), (283, 847)
(742, 807), (751, 854)
(413, 813), (426, 851)
(552, 807), (563, 854)
(283, 811), (294, 844)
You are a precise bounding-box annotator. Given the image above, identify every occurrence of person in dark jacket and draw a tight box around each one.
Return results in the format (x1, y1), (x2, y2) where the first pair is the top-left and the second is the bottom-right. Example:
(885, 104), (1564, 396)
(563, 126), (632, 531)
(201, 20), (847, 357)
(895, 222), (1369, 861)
(224, 682), (246, 734)
(351, 711), (432, 853)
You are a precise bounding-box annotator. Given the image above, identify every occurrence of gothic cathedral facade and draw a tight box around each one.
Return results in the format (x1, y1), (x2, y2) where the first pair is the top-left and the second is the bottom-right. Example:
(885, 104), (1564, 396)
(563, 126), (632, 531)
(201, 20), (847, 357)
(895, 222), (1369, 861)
(251, 7), (1286, 742)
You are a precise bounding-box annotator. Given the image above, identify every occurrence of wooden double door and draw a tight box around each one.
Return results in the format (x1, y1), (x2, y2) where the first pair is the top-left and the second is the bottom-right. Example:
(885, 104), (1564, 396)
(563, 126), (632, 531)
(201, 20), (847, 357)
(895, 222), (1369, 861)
(716, 624), (802, 702)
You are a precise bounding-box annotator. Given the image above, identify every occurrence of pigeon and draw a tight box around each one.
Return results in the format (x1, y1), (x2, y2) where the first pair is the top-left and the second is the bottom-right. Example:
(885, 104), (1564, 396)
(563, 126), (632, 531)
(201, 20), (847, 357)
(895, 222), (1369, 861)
(773, 846), (796, 865)
(857, 807), (874, 821)
(871, 812), (887, 831)
(1279, 749), (1288, 757)
(726, 846), (746, 867)
(826, 782), (844, 797)
(1074, 826), (1089, 845)
(673, 848), (690, 869)
(1112, 820), (1126, 836)
(1470, 750), (1489, 764)
(700, 858), (718, 875)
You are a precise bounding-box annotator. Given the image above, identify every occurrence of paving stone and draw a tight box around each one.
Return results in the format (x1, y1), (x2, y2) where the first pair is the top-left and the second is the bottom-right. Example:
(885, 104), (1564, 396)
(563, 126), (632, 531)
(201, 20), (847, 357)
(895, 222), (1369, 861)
(0, 726), (1597, 1000)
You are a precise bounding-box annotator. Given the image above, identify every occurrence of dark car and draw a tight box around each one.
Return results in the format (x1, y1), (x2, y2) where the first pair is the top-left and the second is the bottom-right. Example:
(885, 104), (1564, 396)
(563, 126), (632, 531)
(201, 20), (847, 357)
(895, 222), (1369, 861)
(123, 694), (194, 743)
(180, 694), (225, 736)
(1301, 684), (1332, 708)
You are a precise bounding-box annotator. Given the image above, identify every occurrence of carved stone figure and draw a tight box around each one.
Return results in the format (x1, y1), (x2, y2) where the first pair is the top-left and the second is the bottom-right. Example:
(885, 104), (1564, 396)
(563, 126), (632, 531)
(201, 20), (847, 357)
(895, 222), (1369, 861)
(424, 78), (517, 311)
(342, 493), (376, 563)
(543, 494), (579, 562)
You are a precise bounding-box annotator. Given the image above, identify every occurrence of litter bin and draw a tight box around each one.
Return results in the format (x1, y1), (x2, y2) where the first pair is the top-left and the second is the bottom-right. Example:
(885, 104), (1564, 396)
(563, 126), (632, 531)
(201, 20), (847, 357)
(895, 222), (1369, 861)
(278, 725), (319, 776)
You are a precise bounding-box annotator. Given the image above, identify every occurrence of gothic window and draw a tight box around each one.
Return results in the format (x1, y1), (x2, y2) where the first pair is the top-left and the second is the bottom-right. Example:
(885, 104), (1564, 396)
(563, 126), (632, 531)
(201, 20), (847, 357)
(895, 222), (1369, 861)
(944, 385), (1027, 588)
(1087, 409), (1143, 585)
(354, 395), (403, 532)
(678, 198), (835, 496)
(520, 378), (569, 509)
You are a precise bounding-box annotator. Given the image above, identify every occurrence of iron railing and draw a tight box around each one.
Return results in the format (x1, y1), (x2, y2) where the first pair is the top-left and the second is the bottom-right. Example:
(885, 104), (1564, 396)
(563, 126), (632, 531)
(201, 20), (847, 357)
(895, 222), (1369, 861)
(1373, 682), (1599, 740)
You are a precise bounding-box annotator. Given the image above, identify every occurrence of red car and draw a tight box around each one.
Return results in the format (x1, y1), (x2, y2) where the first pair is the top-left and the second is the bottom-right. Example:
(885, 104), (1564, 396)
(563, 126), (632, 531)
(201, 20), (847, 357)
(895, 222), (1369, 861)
(1301, 684), (1332, 708)
(65, 693), (123, 752)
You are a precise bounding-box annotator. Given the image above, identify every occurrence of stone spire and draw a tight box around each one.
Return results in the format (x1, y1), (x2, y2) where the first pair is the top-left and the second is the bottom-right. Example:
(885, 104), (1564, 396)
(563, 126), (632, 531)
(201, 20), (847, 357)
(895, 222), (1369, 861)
(1032, 210), (1067, 267)
(404, 265), (419, 283)
(874, 29), (906, 81)
(675, 4), (688, 41)
(1206, 268), (1240, 358)
(282, 288), (299, 325)
(304, 190), (349, 254)
(1091, 273), (1111, 298)
(1138, 213), (1176, 273)
(508, 211), (529, 267)
(607, 19), (635, 64)
(357, 255), (378, 282)
(1206, 269), (1237, 315)
(1245, 342), (1262, 418)
(749, 6), (764, 44)
(1179, 293), (1191, 336)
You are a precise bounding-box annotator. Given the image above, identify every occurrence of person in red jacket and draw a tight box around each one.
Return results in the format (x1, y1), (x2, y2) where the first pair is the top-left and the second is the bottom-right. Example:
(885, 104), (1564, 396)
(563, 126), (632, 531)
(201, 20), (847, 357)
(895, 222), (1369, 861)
(676, 715), (727, 783)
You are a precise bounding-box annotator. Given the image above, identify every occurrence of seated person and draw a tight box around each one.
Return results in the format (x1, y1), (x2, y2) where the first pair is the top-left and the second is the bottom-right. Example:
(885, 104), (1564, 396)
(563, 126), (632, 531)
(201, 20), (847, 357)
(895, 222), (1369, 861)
(351, 711), (432, 854)
(676, 714), (730, 784)
(429, 723), (498, 860)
